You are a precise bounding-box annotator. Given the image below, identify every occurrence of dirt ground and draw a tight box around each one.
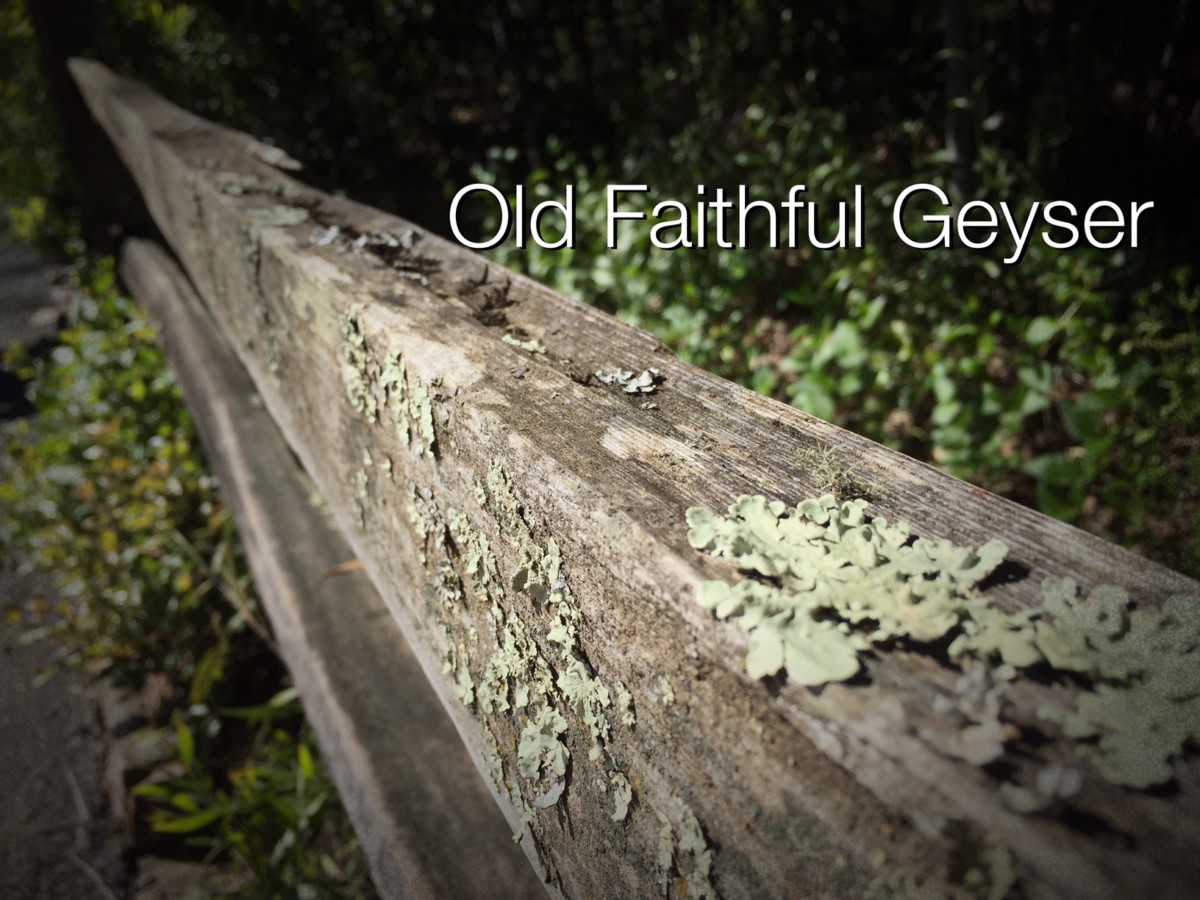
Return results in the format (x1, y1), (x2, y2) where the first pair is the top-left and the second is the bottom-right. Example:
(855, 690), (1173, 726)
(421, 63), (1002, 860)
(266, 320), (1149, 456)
(0, 569), (129, 900)
(1, 236), (128, 898)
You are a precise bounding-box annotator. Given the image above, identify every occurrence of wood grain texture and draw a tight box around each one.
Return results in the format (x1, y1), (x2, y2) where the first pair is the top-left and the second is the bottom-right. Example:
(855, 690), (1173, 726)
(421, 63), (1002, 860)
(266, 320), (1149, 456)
(118, 238), (545, 899)
(75, 58), (1200, 900)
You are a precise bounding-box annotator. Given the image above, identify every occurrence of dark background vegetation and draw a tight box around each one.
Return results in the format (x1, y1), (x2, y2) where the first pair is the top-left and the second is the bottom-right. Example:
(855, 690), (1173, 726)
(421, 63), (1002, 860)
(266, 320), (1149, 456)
(0, 2), (1197, 893)
(3, 1), (1198, 569)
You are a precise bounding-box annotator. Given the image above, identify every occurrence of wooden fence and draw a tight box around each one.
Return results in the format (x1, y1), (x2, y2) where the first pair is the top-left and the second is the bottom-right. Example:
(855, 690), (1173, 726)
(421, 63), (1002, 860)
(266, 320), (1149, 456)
(70, 58), (1200, 899)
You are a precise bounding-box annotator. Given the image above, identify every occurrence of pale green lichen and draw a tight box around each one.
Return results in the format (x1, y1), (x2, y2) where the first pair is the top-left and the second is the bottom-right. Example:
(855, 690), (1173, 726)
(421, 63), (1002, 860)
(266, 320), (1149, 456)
(1031, 581), (1200, 788)
(923, 667), (1017, 766)
(482, 729), (506, 792)
(443, 636), (475, 706)
(659, 677), (676, 707)
(244, 204), (309, 228)
(337, 305), (378, 422)
(502, 333), (546, 354)
(379, 351), (436, 457)
(961, 844), (1019, 900)
(457, 462), (633, 828)
(954, 576), (1200, 786)
(687, 494), (1006, 685)
(214, 171), (300, 198)
(688, 493), (1200, 789)
(261, 328), (284, 374)
(448, 507), (502, 595)
(482, 463), (616, 759)
(517, 703), (569, 782)
(241, 214), (300, 377)
(476, 608), (554, 715)
(408, 376), (436, 456)
(616, 683), (636, 727)
(655, 796), (717, 899)
(558, 658), (613, 761)
(610, 772), (633, 822)
(351, 467), (370, 527)
(406, 483), (431, 562)
(480, 728), (537, 842)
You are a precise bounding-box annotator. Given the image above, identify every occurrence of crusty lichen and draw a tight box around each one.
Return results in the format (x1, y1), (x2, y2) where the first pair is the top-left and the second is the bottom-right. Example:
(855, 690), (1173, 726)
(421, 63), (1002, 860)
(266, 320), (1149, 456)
(659, 676), (676, 707)
(337, 305), (378, 421)
(501, 333), (546, 354)
(517, 703), (569, 782)
(241, 208), (304, 376)
(244, 204), (309, 228)
(449, 462), (633, 837)
(351, 467), (370, 527)
(379, 351), (436, 457)
(443, 635), (476, 706)
(687, 493), (1200, 788)
(335, 313), (437, 461)
(215, 171), (301, 198)
(616, 682), (636, 727)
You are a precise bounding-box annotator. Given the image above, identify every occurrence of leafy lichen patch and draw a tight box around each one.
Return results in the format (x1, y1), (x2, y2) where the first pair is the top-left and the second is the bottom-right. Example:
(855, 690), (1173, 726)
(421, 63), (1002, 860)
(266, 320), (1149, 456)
(406, 483), (433, 562)
(334, 313), (436, 459)
(686, 494), (1006, 685)
(1031, 581), (1200, 788)
(687, 494), (1200, 788)
(656, 795), (718, 899)
(518, 704), (570, 782)
(610, 772), (633, 822)
(479, 727), (537, 842)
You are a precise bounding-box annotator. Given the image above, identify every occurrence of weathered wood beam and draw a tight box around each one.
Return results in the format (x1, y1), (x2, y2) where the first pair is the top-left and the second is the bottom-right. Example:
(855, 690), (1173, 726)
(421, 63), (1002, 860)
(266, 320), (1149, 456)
(117, 238), (543, 900)
(77, 58), (1200, 899)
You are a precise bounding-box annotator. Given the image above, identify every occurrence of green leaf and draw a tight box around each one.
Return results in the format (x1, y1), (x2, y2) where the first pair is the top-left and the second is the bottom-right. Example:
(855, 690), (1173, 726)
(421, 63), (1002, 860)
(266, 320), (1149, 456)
(173, 711), (195, 769)
(297, 742), (316, 782)
(150, 802), (227, 834)
(189, 642), (227, 705)
(1026, 316), (1060, 347)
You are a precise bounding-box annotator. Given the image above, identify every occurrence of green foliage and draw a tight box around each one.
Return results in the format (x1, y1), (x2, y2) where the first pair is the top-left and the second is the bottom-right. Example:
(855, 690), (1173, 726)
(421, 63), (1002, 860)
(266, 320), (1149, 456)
(2, 0), (1195, 580)
(481, 106), (1200, 578)
(0, 261), (374, 897)
(0, 0), (75, 249)
(134, 689), (374, 898)
(1, 259), (245, 686)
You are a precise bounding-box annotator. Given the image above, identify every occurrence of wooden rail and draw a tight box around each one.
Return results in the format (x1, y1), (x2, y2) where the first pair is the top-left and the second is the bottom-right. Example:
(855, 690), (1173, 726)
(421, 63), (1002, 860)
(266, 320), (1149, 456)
(73, 58), (1200, 899)
(118, 238), (542, 899)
